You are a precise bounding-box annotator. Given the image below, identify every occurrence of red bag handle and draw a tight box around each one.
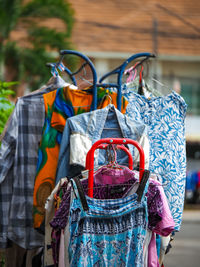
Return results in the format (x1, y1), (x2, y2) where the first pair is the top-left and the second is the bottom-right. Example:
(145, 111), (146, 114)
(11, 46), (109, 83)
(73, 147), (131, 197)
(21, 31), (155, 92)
(86, 138), (145, 197)
(86, 143), (133, 171)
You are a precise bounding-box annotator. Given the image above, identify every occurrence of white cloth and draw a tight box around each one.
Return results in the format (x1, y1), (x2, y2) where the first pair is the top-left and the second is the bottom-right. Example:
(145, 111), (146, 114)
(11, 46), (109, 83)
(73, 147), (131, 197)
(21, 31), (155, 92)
(44, 178), (69, 267)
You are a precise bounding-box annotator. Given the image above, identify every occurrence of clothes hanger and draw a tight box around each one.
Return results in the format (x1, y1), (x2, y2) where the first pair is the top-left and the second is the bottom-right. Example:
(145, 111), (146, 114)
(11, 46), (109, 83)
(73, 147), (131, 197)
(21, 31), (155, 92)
(46, 62), (98, 109)
(123, 60), (168, 98)
(46, 62), (77, 89)
(59, 50), (98, 111)
(137, 65), (144, 95)
(99, 52), (156, 111)
(86, 138), (146, 198)
(72, 138), (149, 205)
(68, 61), (95, 89)
(46, 50), (98, 111)
(104, 144), (134, 171)
(86, 143), (134, 171)
(124, 58), (153, 96)
(124, 62), (145, 95)
(46, 61), (93, 89)
(151, 77), (173, 96)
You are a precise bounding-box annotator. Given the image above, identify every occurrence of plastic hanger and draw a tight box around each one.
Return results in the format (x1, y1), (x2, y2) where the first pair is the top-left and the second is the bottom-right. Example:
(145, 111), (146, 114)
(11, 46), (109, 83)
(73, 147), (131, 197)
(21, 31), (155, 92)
(123, 60), (168, 98)
(46, 62), (77, 89)
(99, 52), (156, 111)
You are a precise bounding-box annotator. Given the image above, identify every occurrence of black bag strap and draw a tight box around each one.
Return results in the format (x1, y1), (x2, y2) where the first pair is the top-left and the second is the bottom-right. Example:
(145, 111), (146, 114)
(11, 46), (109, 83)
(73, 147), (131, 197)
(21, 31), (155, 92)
(71, 169), (150, 209)
(136, 170), (150, 202)
(71, 176), (89, 211)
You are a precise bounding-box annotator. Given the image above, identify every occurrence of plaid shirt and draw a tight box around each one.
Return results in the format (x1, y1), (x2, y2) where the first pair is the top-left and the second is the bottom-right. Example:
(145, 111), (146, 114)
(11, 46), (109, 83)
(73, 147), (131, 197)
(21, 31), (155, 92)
(0, 78), (66, 249)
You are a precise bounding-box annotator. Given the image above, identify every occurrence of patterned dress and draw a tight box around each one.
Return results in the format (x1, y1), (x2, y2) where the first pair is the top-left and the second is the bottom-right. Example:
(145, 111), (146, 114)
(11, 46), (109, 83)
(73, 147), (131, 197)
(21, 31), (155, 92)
(124, 90), (187, 231)
(68, 178), (148, 267)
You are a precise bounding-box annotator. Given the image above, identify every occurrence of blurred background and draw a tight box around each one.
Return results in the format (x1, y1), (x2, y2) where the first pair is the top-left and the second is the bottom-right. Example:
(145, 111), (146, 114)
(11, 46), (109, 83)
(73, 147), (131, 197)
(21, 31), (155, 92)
(1, 0), (200, 204)
(0, 0), (200, 266)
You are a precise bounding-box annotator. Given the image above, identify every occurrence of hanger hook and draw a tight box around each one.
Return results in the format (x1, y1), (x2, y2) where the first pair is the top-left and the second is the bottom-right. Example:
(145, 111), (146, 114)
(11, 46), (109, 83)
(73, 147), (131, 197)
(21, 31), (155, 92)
(99, 91), (113, 108)
(106, 93), (113, 105)
(105, 144), (117, 165)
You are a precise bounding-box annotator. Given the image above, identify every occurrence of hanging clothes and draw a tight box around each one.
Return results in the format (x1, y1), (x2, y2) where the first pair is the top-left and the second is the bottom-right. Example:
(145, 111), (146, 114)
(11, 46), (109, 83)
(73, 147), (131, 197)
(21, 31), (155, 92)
(147, 177), (175, 267)
(44, 177), (69, 267)
(55, 104), (149, 183)
(55, 172), (174, 267)
(67, 177), (148, 267)
(159, 235), (171, 266)
(0, 76), (67, 143)
(50, 174), (163, 231)
(0, 50), (184, 267)
(0, 77), (67, 250)
(5, 241), (42, 267)
(123, 90), (187, 231)
(46, 177), (138, 266)
(47, 168), (174, 267)
(33, 88), (128, 229)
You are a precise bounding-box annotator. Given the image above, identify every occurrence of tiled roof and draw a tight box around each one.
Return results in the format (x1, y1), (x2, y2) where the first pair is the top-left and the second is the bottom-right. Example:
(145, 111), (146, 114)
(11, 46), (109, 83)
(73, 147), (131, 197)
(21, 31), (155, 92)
(69, 0), (200, 56)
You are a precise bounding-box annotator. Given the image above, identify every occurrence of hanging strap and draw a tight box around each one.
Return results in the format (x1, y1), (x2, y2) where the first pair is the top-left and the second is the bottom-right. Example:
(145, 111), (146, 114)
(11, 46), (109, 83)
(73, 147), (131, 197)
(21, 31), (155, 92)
(71, 177), (89, 211)
(71, 168), (149, 210)
(136, 169), (150, 202)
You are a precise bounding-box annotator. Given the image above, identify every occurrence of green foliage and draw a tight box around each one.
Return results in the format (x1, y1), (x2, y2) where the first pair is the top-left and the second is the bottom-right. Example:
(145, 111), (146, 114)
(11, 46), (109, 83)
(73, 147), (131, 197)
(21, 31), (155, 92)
(28, 26), (72, 50)
(0, 0), (74, 90)
(0, 249), (5, 267)
(0, 0), (22, 39)
(21, 0), (74, 37)
(0, 81), (16, 136)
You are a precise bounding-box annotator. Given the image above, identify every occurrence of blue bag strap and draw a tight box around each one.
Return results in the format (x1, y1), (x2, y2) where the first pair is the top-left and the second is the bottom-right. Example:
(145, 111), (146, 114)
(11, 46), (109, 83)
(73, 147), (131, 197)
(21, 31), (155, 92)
(99, 52), (156, 111)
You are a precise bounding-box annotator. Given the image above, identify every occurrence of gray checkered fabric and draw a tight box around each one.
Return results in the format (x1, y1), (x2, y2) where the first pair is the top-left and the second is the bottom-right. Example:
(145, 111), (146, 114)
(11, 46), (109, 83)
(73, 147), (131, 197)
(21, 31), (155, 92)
(0, 78), (66, 249)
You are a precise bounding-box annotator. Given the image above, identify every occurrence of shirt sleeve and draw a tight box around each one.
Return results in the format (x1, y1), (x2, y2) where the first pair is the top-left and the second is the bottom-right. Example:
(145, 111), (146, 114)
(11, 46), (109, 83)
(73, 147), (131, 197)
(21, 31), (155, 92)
(135, 133), (150, 169)
(55, 119), (71, 183)
(0, 101), (18, 183)
(148, 180), (175, 236)
(132, 122), (150, 169)
(0, 101), (18, 247)
(153, 184), (175, 236)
